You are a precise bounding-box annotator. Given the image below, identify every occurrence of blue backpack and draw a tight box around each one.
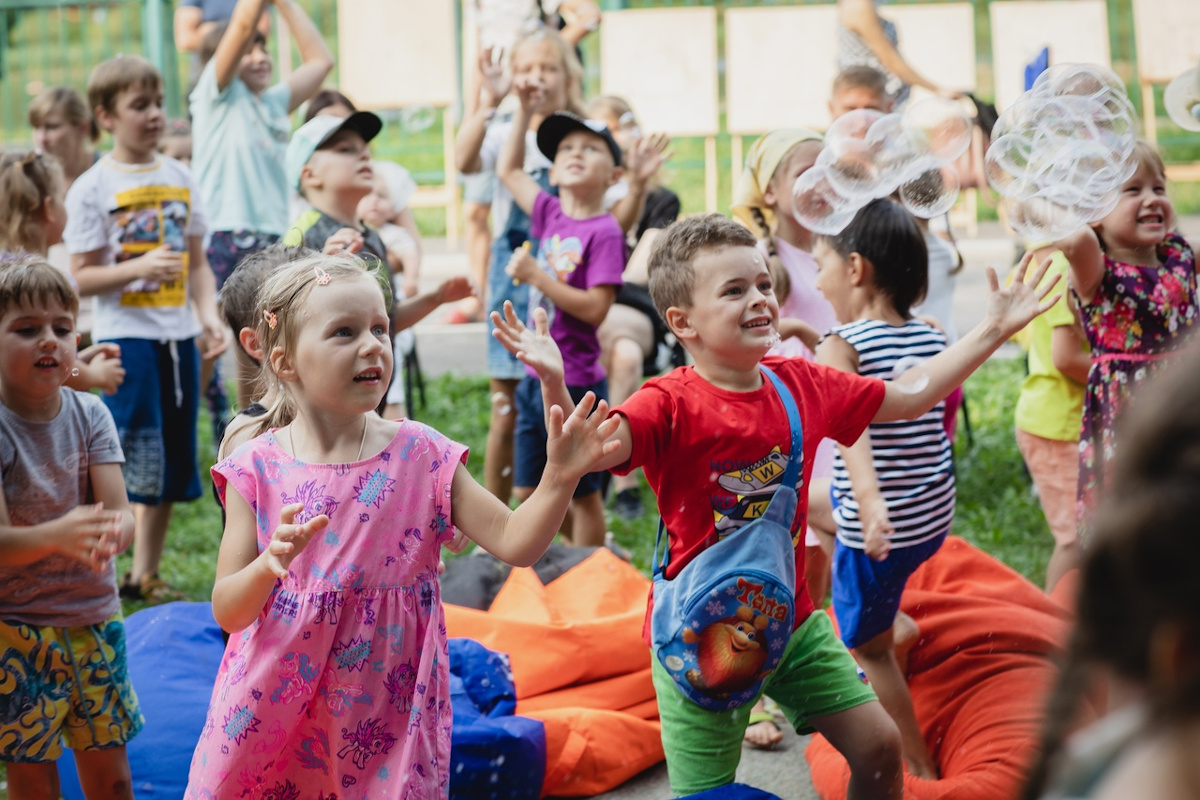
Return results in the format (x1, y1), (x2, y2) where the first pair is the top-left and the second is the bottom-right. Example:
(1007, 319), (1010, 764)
(650, 366), (801, 711)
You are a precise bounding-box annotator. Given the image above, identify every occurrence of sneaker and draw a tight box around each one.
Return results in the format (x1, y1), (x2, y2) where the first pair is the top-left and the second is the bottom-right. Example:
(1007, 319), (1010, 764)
(612, 488), (645, 521)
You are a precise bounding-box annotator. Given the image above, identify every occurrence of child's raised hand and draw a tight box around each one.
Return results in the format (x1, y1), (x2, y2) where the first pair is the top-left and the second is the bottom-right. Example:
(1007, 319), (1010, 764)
(513, 74), (546, 113)
(625, 132), (674, 184)
(50, 503), (123, 571)
(478, 46), (512, 106)
(435, 276), (476, 305)
(545, 392), (622, 480)
(323, 228), (365, 256)
(505, 245), (540, 286)
(263, 502), (328, 580)
(984, 251), (1062, 338)
(491, 302), (564, 384)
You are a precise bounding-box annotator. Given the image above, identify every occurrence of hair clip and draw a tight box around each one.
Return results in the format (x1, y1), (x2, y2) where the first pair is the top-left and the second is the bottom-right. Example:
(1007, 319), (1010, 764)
(263, 309), (278, 330)
(314, 266), (332, 285)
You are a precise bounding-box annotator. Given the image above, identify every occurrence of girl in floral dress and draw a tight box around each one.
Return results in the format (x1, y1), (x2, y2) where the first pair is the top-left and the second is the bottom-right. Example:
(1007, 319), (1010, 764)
(185, 253), (618, 799)
(1057, 141), (1197, 530)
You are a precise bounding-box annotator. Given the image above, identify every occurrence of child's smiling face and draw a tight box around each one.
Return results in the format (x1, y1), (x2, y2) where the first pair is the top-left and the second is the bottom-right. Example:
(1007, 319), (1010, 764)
(673, 245), (780, 366)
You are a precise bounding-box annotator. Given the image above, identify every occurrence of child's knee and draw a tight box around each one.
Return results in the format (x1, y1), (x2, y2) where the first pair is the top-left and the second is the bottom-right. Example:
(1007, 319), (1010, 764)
(846, 708), (903, 775)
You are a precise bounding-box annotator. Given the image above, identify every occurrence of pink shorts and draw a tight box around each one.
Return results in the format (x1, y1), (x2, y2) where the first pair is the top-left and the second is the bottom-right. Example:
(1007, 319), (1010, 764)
(1016, 428), (1079, 547)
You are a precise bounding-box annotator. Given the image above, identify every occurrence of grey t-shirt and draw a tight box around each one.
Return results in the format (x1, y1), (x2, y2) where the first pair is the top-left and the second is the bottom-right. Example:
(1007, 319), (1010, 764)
(0, 389), (125, 627)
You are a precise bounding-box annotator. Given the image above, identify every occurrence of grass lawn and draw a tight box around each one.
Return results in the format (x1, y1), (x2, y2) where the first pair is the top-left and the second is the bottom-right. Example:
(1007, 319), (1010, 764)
(0, 355), (1048, 798)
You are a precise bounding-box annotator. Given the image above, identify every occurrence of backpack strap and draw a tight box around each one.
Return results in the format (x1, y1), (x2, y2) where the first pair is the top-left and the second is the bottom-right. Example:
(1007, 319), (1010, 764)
(653, 364), (804, 578)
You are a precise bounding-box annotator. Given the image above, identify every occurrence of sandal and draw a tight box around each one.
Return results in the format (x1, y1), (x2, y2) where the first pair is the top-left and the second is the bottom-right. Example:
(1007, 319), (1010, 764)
(119, 572), (185, 604)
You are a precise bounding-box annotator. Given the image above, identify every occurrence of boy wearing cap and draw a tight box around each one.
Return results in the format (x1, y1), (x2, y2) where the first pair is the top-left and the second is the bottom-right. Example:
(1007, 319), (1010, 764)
(498, 82), (626, 547)
(283, 112), (476, 382)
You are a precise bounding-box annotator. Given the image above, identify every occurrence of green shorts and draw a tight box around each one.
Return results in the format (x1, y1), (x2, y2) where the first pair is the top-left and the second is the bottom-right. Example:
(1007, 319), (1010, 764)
(652, 610), (876, 794)
(0, 613), (143, 763)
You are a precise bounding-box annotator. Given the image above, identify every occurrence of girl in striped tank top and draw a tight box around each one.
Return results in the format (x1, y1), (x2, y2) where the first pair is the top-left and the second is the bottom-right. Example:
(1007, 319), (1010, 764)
(810, 198), (951, 780)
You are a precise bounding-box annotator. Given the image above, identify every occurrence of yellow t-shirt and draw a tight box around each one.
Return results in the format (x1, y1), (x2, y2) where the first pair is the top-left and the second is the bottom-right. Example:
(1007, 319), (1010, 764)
(1014, 251), (1087, 441)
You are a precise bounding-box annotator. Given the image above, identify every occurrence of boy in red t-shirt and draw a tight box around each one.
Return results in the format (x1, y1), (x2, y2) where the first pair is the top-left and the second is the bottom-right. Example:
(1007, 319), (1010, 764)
(492, 213), (1059, 796)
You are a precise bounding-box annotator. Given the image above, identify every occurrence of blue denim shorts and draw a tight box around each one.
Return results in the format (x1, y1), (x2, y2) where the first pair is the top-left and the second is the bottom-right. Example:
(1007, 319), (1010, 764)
(462, 170), (496, 205)
(101, 338), (202, 505)
(513, 376), (608, 497)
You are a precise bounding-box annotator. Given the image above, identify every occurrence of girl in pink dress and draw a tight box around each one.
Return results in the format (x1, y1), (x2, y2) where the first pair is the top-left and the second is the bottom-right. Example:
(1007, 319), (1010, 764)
(185, 253), (618, 799)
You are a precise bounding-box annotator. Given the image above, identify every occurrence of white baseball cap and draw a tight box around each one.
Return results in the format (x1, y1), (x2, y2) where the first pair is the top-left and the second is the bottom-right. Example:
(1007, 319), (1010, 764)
(286, 111), (383, 191)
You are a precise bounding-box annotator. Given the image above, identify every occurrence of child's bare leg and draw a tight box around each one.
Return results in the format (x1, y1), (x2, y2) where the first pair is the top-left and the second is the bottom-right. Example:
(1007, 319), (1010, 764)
(74, 745), (134, 800)
(6, 761), (61, 800)
(569, 490), (606, 548)
(810, 700), (903, 800)
(460, 202), (491, 319)
(131, 501), (173, 583)
(485, 378), (518, 502)
(893, 610), (920, 676)
(742, 697), (783, 748)
(853, 625), (939, 780)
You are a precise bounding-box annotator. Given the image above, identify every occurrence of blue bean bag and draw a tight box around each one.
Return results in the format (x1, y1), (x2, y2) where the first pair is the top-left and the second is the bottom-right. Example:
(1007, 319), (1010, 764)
(58, 604), (546, 799)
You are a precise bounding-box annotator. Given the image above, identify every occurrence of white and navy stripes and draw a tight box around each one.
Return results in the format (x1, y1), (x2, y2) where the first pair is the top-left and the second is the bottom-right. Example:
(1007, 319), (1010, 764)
(831, 319), (956, 549)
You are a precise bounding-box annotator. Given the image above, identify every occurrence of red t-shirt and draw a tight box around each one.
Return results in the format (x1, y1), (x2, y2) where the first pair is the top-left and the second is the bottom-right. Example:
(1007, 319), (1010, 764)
(613, 356), (886, 642)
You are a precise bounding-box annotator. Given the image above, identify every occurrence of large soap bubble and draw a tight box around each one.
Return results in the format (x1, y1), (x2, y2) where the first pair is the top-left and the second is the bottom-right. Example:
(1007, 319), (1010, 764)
(792, 166), (865, 236)
(901, 97), (973, 162)
(900, 164), (960, 219)
(984, 63), (1138, 242)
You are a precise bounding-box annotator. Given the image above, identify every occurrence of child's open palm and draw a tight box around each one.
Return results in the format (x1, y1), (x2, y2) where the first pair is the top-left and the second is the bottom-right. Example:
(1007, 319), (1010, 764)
(264, 503), (328, 580)
(491, 301), (564, 384)
(513, 74), (547, 113)
(545, 392), (621, 481)
(478, 46), (512, 105)
(985, 251), (1062, 337)
(435, 276), (476, 305)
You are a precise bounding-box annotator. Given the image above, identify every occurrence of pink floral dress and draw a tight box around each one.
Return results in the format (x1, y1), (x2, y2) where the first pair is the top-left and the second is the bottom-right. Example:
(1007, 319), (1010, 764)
(186, 421), (467, 800)
(1076, 233), (1196, 527)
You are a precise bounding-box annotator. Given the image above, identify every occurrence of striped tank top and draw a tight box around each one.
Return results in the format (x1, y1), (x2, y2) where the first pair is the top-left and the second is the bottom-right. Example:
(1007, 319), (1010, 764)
(831, 318), (955, 548)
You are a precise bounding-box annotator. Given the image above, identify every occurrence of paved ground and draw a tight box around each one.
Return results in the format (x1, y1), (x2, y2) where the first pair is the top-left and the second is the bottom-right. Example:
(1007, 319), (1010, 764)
(404, 216), (1200, 800)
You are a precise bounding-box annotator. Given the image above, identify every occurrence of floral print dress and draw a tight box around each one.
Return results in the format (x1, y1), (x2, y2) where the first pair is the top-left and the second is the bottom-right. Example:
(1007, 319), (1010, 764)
(1076, 233), (1197, 527)
(186, 421), (467, 800)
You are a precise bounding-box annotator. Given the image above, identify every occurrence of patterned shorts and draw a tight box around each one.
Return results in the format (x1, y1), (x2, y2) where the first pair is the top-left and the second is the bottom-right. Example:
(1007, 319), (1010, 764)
(206, 229), (280, 289)
(0, 614), (143, 762)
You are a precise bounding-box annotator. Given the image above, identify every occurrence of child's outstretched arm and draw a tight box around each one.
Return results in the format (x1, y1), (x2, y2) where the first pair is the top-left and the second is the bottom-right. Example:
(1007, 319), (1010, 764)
(875, 252), (1061, 423)
(450, 394), (621, 565)
(188, 235), (231, 359)
(273, 0), (335, 111)
(1055, 227), (1105, 306)
(212, 495), (328, 632)
(496, 78), (544, 215)
(391, 276), (476, 331)
(456, 46), (511, 174)
(491, 302), (635, 470)
(212, 0), (270, 91)
(505, 247), (618, 327)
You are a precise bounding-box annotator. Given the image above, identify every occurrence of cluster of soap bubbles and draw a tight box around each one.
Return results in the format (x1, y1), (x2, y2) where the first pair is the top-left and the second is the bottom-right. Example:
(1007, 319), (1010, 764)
(792, 97), (973, 236)
(985, 63), (1139, 242)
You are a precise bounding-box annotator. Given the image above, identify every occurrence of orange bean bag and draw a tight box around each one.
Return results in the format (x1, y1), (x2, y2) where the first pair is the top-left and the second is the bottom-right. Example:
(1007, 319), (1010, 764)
(444, 549), (664, 797)
(806, 536), (1072, 800)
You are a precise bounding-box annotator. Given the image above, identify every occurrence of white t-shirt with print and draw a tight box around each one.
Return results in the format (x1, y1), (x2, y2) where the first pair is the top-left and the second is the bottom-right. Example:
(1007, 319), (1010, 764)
(64, 154), (206, 341)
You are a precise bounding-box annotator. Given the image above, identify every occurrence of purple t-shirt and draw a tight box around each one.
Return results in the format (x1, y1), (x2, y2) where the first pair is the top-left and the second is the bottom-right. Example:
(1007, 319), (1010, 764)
(528, 191), (625, 386)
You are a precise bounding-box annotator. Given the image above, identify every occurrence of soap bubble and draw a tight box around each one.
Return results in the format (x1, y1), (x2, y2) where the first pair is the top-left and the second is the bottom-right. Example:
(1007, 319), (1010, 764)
(792, 165), (865, 236)
(901, 97), (973, 162)
(984, 63), (1137, 242)
(900, 164), (960, 218)
(819, 138), (883, 200)
(826, 108), (887, 146)
(890, 355), (930, 394)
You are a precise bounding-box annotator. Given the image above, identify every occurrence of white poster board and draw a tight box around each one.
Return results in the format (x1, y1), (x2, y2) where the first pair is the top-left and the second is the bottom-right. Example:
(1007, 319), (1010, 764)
(725, 6), (840, 133)
(599, 7), (719, 137)
(990, 0), (1110, 111)
(885, 4), (977, 96)
(1132, 0), (1200, 82)
(337, 0), (458, 109)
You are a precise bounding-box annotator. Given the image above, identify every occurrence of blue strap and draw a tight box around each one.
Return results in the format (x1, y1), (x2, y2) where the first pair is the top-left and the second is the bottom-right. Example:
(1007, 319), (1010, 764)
(653, 364), (804, 577)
